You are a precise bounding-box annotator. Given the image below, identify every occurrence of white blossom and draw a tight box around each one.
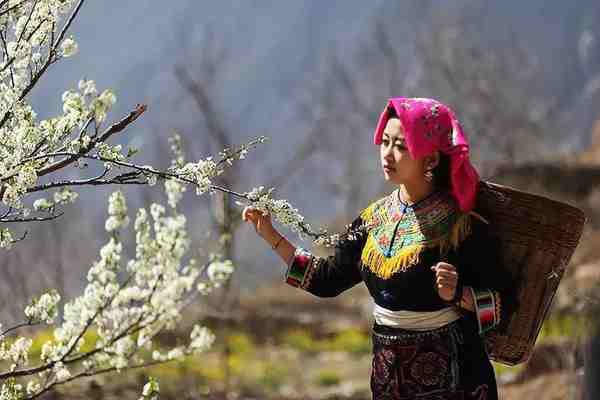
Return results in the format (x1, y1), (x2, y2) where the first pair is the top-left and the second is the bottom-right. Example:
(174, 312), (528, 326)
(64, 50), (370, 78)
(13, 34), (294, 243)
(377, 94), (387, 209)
(189, 325), (215, 353)
(53, 362), (71, 382)
(1, 337), (33, 371)
(60, 37), (78, 57)
(25, 380), (40, 395)
(176, 157), (222, 195)
(33, 198), (53, 211)
(53, 188), (78, 204)
(165, 179), (186, 208)
(140, 377), (160, 400)
(0, 379), (23, 400)
(0, 229), (14, 249)
(105, 191), (129, 232)
(24, 289), (61, 324)
(206, 259), (235, 288)
(78, 79), (97, 97)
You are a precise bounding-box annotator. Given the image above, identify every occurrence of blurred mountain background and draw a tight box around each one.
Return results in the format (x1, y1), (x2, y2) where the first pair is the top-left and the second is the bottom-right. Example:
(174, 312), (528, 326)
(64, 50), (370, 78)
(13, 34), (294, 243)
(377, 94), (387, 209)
(5, 0), (600, 316)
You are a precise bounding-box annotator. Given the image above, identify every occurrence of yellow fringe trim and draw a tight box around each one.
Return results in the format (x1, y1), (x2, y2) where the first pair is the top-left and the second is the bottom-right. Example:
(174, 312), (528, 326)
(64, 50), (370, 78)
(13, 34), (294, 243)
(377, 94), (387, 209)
(359, 199), (383, 224)
(360, 212), (472, 279)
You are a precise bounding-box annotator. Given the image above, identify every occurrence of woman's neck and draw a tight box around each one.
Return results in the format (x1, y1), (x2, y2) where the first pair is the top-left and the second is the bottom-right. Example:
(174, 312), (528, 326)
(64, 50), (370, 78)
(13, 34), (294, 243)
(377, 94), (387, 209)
(398, 182), (436, 205)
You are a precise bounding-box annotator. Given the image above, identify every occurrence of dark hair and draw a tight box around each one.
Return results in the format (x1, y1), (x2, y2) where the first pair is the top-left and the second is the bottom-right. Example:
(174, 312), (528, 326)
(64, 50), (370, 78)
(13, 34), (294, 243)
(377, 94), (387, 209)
(387, 105), (398, 118)
(432, 153), (451, 192)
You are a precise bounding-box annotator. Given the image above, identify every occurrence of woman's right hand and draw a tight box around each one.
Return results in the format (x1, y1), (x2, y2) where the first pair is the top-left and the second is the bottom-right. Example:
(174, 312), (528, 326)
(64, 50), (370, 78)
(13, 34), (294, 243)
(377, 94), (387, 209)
(242, 206), (275, 239)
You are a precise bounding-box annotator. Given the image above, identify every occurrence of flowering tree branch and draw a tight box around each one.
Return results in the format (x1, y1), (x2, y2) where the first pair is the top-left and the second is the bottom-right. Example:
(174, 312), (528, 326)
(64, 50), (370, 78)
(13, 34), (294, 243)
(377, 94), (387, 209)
(0, 190), (227, 398)
(0, 1), (350, 398)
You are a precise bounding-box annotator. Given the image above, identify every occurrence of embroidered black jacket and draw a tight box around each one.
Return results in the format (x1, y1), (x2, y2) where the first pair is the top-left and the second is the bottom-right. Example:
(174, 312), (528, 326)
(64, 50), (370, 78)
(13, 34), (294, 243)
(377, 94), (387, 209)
(284, 189), (517, 334)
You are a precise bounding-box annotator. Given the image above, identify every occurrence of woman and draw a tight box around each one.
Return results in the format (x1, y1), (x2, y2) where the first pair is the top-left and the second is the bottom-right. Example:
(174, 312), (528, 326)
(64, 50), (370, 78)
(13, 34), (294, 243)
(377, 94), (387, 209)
(243, 97), (515, 399)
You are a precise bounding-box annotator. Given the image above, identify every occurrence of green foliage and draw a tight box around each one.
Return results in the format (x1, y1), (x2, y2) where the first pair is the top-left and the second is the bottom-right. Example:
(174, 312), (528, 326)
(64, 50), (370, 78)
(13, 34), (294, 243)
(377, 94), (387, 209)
(538, 313), (587, 342)
(225, 333), (255, 356)
(280, 327), (370, 355)
(280, 329), (319, 353)
(257, 361), (288, 390)
(326, 328), (371, 355)
(492, 361), (523, 377)
(315, 370), (341, 387)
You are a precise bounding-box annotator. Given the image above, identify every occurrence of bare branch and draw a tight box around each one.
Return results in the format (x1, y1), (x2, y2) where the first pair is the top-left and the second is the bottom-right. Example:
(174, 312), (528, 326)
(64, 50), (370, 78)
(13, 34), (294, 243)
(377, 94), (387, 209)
(0, 320), (38, 336)
(174, 66), (229, 151)
(0, 211), (63, 223)
(25, 169), (148, 192)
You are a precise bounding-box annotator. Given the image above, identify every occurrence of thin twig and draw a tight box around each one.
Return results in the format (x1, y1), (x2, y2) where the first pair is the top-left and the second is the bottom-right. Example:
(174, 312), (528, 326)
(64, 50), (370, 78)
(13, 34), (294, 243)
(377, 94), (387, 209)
(0, 211), (63, 223)
(24, 168), (148, 193)
(0, 321), (39, 336)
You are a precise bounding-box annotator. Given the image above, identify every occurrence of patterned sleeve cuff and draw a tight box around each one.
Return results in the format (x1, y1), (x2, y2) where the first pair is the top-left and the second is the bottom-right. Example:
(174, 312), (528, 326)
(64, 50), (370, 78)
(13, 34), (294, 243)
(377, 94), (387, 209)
(468, 287), (501, 334)
(285, 247), (317, 290)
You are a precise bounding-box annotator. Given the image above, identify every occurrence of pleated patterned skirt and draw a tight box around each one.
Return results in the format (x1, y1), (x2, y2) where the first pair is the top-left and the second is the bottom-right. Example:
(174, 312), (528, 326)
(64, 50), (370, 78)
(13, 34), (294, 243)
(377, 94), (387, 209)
(370, 318), (498, 400)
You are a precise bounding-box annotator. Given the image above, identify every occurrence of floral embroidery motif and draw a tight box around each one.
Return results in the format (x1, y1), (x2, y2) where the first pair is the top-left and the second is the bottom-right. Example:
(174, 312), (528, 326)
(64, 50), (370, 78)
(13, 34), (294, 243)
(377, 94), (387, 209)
(377, 234), (391, 247)
(370, 324), (471, 399)
(410, 352), (448, 387)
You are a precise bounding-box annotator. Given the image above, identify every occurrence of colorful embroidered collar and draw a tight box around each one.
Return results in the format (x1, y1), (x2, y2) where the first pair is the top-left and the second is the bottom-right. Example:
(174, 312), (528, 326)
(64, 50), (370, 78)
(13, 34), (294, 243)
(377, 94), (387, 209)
(359, 189), (471, 279)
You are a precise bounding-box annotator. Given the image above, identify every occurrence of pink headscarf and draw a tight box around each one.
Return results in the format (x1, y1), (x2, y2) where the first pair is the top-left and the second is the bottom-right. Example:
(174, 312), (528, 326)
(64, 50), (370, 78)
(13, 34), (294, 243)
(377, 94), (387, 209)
(373, 97), (480, 212)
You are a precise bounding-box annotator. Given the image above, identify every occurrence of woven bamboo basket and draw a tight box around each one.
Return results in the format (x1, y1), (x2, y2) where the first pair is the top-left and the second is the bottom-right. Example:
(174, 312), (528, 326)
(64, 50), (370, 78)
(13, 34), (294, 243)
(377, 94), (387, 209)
(475, 181), (586, 365)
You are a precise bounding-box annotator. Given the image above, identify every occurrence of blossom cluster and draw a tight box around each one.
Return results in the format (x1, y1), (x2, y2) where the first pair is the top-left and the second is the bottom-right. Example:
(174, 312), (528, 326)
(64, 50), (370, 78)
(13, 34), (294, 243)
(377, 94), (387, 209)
(0, 1), (129, 240)
(0, 189), (234, 398)
(240, 186), (312, 239)
(168, 135), (268, 198)
(139, 377), (160, 400)
(237, 186), (345, 247)
(24, 289), (61, 324)
(105, 191), (129, 232)
(176, 157), (222, 195)
(0, 0), (91, 209)
(0, 76), (118, 215)
(196, 257), (236, 295)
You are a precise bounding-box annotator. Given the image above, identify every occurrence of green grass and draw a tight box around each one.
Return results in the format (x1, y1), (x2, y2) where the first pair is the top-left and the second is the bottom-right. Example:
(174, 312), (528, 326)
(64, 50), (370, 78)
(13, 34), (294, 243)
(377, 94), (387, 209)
(537, 313), (587, 342)
(280, 327), (370, 355)
(315, 369), (341, 387)
(326, 328), (371, 355)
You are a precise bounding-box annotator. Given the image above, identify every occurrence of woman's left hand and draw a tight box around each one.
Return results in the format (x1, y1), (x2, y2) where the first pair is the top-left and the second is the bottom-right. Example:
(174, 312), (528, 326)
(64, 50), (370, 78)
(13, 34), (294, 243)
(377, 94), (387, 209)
(431, 262), (458, 302)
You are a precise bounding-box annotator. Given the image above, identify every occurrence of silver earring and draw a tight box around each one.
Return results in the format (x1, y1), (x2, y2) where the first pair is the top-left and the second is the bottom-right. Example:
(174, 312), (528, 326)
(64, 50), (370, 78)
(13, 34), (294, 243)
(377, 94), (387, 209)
(424, 169), (434, 182)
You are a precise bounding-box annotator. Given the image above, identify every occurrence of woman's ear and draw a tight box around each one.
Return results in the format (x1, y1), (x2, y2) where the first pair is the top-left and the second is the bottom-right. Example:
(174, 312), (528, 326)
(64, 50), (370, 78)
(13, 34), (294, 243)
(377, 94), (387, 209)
(425, 151), (440, 171)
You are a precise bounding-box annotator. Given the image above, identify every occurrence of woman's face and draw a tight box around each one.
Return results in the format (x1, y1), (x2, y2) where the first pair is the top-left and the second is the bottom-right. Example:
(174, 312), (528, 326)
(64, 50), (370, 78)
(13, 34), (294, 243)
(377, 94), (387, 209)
(380, 118), (428, 185)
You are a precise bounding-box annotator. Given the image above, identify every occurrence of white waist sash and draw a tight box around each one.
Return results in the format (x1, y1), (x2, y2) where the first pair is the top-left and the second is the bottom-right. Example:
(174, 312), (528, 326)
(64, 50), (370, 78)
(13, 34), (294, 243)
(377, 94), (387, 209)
(373, 303), (461, 331)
